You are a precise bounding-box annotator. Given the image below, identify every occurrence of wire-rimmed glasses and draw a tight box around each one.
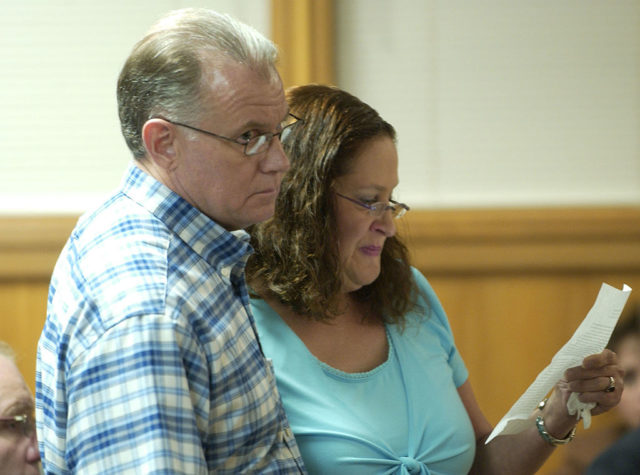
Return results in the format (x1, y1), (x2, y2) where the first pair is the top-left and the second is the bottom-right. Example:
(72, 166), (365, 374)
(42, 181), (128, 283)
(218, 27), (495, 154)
(162, 113), (303, 156)
(335, 192), (410, 219)
(0, 414), (36, 438)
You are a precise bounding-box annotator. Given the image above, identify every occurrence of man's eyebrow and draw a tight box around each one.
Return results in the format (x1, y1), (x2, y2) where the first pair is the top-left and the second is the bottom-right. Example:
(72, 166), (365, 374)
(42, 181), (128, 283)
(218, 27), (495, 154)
(2, 398), (34, 417)
(234, 112), (291, 134)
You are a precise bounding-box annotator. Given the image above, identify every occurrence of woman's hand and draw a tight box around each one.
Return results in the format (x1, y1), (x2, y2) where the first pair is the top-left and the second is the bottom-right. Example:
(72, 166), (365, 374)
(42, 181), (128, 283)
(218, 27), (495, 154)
(470, 350), (624, 475)
(542, 349), (624, 437)
(563, 349), (624, 416)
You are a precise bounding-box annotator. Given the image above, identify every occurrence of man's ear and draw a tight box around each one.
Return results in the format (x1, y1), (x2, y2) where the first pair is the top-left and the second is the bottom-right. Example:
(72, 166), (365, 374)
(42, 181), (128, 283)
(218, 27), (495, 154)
(142, 119), (178, 170)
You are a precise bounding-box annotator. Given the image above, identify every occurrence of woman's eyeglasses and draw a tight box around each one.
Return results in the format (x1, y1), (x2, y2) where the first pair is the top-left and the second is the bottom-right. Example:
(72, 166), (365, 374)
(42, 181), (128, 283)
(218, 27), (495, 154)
(335, 192), (409, 219)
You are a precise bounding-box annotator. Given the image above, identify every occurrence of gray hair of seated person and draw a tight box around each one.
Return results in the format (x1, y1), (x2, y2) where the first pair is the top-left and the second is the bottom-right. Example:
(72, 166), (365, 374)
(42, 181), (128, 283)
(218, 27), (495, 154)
(118, 8), (280, 159)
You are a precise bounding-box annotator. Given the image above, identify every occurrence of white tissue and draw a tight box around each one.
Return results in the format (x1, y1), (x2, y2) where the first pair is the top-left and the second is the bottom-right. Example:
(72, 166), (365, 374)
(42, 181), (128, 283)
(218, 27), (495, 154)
(567, 392), (596, 429)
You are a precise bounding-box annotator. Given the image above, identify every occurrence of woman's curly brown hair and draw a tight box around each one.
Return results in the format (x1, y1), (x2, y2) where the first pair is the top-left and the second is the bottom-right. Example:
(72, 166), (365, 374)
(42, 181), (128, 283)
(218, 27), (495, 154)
(247, 85), (417, 325)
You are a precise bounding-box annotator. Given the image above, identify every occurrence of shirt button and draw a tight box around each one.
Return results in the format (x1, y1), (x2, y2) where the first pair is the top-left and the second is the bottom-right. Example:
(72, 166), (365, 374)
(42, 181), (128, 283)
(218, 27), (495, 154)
(220, 266), (231, 279)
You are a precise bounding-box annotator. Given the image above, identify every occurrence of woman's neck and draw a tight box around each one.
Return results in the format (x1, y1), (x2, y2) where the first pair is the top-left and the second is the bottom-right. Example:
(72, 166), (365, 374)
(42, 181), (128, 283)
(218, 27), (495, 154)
(263, 293), (388, 373)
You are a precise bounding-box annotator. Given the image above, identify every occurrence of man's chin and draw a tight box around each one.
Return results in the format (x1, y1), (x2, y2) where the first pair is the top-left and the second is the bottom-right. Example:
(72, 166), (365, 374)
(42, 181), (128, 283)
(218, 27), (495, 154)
(233, 207), (277, 230)
(253, 204), (278, 224)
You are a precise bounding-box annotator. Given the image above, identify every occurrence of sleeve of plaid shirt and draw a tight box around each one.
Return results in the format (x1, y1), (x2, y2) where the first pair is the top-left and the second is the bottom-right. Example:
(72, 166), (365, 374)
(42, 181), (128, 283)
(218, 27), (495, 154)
(37, 223), (227, 473)
(37, 259), (213, 474)
(66, 315), (208, 473)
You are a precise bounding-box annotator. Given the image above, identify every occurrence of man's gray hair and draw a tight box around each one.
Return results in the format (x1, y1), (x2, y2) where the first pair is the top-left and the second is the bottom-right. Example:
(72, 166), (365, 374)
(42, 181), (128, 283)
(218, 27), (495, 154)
(117, 8), (280, 159)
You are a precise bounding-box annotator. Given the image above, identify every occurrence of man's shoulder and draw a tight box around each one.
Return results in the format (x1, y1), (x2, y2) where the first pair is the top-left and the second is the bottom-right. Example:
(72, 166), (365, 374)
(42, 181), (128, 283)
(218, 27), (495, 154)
(50, 194), (172, 325)
(68, 196), (170, 274)
(587, 428), (640, 474)
(74, 192), (169, 247)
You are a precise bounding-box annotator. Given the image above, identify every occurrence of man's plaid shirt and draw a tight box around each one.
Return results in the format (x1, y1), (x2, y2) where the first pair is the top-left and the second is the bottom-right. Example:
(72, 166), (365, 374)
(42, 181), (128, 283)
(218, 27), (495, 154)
(36, 164), (305, 474)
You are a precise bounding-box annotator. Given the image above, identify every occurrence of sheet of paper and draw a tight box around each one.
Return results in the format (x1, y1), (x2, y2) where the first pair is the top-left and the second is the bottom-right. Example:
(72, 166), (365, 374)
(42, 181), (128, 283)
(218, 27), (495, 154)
(485, 282), (632, 444)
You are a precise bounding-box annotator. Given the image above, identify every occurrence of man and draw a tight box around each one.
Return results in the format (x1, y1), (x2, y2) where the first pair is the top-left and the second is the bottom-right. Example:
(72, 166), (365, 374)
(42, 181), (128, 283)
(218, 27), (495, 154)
(550, 306), (640, 475)
(36, 8), (304, 473)
(585, 309), (640, 475)
(0, 342), (41, 475)
(586, 427), (640, 475)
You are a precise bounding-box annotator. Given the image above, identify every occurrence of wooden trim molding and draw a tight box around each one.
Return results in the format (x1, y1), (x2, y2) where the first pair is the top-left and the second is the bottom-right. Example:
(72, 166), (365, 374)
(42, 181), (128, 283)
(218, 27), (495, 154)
(0, 215), (79, 280)
(271, 0), (334, 88)
(1, 206), (639, 280)
(402, 206), (640, 274)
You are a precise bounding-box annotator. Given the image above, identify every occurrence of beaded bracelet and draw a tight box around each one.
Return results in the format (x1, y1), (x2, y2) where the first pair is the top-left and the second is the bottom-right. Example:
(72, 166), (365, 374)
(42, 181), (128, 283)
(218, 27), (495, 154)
(535, 397), (577, 446)
(535, 416), (576, 446)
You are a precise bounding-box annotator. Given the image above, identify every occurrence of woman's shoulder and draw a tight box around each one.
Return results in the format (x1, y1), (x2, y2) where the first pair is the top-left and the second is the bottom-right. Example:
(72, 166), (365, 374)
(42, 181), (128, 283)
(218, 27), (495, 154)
(249, 295), (281, 325)
(407, 267), (448, 325)
(409, 266), (434, 293)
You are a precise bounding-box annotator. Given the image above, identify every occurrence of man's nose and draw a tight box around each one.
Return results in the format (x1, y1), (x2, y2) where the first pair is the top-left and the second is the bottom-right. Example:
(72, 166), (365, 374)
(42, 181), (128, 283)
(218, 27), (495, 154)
(261, 136), (290, 173)
(25, 431), (41, 463)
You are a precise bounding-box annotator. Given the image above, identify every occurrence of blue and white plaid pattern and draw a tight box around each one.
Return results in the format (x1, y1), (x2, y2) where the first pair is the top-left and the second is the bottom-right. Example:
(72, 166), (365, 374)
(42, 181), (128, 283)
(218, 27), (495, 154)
(36, 164), (305, 474)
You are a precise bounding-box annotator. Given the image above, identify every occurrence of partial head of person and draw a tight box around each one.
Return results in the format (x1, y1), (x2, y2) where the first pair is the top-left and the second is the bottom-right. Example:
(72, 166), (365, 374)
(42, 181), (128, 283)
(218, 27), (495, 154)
(248, 84), (416, 324)
(0, 342), (41, 475)
(608, 304), (640, 429)
(117, 8), (297, 230)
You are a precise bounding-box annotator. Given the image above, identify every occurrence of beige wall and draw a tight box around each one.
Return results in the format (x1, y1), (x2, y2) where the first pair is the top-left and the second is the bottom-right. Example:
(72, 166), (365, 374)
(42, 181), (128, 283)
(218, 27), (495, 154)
(2, 1), (638, 213)
(335, 0), (640, 209)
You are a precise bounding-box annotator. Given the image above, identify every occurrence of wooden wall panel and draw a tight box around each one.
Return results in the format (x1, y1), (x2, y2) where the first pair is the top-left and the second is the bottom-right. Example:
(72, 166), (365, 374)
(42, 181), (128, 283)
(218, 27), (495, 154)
(0, 282), (49, 392)
(1, 207), (639, 473)
(0, 215), (77, 393)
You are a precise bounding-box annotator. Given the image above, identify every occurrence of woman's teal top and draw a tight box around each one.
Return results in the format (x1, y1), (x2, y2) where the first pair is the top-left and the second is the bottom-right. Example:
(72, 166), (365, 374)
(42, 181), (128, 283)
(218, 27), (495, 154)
(250, 268), (476, 474)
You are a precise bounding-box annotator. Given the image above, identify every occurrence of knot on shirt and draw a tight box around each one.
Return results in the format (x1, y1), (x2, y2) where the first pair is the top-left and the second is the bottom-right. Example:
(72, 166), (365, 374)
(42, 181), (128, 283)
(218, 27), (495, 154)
(399, 456), (423, 473)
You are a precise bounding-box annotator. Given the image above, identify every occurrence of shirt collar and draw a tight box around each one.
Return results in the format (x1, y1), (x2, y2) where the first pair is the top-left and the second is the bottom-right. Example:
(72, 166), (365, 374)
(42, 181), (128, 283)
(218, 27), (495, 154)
(120, 163), (253, 270)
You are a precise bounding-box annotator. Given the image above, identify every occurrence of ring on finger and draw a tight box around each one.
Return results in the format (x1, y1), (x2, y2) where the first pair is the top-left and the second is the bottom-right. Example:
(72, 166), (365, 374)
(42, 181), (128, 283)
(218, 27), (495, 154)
(604, 376), (616, 393)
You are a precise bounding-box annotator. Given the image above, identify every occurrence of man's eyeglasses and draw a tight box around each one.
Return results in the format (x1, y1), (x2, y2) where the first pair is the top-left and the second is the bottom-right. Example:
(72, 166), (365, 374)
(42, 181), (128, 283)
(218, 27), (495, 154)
(162, 113), (303, 156)
(335, 192), (409, 219)
(0, 414), (36, 438)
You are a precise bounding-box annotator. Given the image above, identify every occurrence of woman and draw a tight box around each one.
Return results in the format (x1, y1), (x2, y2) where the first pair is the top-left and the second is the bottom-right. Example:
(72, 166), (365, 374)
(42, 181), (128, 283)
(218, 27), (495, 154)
(246, 85), (623, 474)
